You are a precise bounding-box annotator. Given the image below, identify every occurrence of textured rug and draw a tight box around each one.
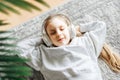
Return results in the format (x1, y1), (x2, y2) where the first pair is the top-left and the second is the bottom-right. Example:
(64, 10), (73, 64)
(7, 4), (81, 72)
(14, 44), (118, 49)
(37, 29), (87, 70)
(10, 0), (120, 80)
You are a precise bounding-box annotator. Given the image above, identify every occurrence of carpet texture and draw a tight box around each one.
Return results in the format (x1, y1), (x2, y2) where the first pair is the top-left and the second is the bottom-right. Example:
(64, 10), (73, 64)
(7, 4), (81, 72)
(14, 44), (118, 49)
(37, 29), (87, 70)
(10, 0), (120, 80)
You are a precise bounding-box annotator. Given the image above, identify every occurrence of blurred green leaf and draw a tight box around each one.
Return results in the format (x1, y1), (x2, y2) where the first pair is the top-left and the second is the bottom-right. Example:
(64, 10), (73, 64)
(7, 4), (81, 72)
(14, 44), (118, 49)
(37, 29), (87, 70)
(0, 1), (50, 79)
(0, 55), (29, 62)
(0, 31), (12, 33)
(0, 2), (20, 15)
(0, 43), (16, 47)
(35, 0), (50, 7)
(0, 0), (49, 27)
(4, 0), (41, 12)
(0, 77), (26, 80)
(0, 20), (9, 26)
(0, 31), (31, 80)
(0, 64), (31, 71)
(0, 0), (49, 15)
(0, 37), (16, 41)
(0, 49), (19, 54)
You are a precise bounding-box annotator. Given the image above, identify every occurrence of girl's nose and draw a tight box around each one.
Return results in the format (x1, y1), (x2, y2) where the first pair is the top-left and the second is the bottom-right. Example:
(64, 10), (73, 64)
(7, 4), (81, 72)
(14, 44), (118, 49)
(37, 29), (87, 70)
(56, 30), (62, 36)
(57, 30), (62, 38)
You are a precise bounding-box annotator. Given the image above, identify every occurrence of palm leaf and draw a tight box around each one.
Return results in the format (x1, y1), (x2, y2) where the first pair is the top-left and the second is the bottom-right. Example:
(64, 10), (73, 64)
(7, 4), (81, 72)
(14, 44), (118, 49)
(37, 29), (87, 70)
(0, 31), (12, 33)
(0, 49), (20, 54)
(35, 0), (50, 7)
(0, 64), (31, 72)
(4, 0), (41, 12)
(0, 0), (49, 15)
(0, 77), (26, 80)
(0, 0), (49, 27)
(0, 31), (32, 80)
(0, 2), (20, 15)
(0, 43), (16, 47)
(0, 37), (16, 41)
(0, 1), (50, 79)
(0, 20), (9, 26)
(0, 64), (32, 76)
(0, 55), (29, 62)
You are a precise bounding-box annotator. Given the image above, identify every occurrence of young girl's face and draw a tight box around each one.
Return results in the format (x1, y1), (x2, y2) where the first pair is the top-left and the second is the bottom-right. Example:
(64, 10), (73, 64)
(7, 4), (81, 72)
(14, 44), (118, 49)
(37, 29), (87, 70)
(46, 18), (71, 46)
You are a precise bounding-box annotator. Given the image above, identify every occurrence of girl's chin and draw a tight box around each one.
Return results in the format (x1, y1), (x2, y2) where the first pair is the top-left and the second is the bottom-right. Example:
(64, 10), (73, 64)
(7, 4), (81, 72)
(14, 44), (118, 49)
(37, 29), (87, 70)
(53, 40), (70, 46)
(57, 42), (68, 46)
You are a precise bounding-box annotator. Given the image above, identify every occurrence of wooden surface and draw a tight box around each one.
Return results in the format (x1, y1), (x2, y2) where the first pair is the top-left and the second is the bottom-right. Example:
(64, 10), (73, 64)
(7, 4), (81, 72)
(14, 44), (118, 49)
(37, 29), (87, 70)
(0, 0), (67, 31)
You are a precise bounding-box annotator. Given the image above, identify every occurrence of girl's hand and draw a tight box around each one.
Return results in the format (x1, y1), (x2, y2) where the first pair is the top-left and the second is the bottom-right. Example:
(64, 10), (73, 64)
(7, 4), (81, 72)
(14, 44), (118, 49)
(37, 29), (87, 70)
(75, 25), (82, 37)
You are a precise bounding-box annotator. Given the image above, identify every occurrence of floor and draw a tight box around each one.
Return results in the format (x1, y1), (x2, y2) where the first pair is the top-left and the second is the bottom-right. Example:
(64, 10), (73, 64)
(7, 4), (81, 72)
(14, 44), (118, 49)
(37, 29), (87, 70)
(0, 0), (67, 31)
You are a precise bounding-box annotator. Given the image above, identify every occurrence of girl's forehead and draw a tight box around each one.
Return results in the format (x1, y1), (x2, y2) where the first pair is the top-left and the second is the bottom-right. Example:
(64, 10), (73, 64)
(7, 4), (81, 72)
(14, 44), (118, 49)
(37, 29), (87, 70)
(51, 17), (66, 23)
(47, 18), (67, 28)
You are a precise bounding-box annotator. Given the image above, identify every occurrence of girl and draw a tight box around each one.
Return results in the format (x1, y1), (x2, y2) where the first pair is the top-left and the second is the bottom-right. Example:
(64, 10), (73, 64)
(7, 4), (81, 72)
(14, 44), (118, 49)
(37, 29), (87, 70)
(17, 14), (119, 80)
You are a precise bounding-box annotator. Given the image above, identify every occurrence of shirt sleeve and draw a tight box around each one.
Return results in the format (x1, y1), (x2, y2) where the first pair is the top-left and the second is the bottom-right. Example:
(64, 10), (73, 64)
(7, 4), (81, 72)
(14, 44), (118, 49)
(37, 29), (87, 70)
(17, 38), (42, 71)
(79, 21), (106, 57)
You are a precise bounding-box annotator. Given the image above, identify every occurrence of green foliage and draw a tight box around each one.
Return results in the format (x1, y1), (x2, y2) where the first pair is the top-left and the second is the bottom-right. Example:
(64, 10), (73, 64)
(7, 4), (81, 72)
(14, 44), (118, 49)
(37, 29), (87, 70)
(0, 0), (49, 25)
(35, 0), (49, 7)
(0, 31), (32, 80)
(0, 20), (9, 26)
(0, 1), (50, 79)
(0, 0), (49, 15)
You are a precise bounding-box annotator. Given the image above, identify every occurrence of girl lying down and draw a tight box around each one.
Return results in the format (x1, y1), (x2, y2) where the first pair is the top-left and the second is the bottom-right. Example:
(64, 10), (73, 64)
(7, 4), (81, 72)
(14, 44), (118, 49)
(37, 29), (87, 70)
(17, 14), (120, 80)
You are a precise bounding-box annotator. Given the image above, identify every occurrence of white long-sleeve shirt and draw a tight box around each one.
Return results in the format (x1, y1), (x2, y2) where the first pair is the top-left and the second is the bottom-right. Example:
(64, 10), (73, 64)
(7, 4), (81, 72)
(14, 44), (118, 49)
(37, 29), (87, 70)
(17, 21), (106, 80)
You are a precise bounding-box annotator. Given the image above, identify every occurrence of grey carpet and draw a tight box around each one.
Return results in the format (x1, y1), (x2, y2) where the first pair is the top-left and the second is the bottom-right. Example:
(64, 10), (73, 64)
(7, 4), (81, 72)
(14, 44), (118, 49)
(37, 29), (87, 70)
(10, 0), (120, 80)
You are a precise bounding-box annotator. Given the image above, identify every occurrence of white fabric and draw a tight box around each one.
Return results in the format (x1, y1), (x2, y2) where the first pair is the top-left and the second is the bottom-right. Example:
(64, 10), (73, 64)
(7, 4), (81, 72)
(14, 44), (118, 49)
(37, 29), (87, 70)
(17, 21), (106, 80)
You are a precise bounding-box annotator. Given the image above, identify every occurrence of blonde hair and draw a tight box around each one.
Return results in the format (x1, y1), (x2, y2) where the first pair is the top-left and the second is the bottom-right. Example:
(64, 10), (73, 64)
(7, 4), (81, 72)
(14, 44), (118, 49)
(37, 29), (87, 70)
(99, 44), (120, 73)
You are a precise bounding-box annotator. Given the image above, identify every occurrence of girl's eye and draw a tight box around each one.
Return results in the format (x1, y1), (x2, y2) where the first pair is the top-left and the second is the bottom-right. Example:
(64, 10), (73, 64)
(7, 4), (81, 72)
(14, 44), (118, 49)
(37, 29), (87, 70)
(60, 28), (64, 31)
(50, 31), (56, 35)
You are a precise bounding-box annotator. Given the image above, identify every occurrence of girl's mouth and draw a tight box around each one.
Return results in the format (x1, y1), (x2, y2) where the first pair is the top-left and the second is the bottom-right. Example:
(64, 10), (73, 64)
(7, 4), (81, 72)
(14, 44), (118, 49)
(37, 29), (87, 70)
(58, 38), (65, 42)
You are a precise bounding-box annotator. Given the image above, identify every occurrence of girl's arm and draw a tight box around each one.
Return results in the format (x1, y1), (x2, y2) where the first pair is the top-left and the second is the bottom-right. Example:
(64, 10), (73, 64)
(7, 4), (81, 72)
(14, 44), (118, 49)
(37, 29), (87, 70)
(75, 25), (83, 37)
(78, 21), (106, 57)
(17, 38), (42, 71)
(77, 22), (120, 73)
